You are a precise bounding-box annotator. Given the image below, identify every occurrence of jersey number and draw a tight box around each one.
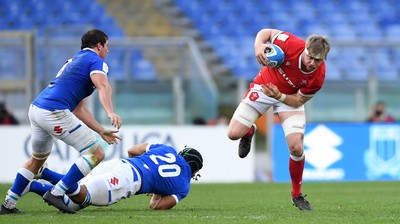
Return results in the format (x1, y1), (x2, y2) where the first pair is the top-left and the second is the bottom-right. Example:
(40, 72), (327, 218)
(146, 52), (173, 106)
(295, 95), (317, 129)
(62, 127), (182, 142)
(149, 153), (181, 177)
(55, 59), (72, 78)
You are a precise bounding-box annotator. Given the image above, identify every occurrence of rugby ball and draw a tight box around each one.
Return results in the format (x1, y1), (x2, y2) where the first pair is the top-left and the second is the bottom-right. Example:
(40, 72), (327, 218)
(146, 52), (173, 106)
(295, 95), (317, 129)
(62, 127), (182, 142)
(264, 44), (285, 68)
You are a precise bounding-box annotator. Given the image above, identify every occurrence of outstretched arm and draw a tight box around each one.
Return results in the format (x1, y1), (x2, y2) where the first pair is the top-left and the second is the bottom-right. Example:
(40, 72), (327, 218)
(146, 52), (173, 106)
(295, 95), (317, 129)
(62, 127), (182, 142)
(91, 73), (122, 130)
(149, 194), (177, 210)
(73, 100), (122, 145)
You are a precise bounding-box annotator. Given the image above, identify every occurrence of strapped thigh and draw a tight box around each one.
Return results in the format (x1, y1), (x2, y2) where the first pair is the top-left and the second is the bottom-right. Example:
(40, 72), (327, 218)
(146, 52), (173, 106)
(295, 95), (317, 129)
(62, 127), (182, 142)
(281, 114), (306, 136)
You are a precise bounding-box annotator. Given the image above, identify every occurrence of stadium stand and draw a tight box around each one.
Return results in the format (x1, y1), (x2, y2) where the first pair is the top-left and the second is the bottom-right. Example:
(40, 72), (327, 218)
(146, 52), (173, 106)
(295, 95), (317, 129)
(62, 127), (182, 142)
(0, 0), (399, 123)
(0, 0), (399, 82)
(172, 0), (400, 82)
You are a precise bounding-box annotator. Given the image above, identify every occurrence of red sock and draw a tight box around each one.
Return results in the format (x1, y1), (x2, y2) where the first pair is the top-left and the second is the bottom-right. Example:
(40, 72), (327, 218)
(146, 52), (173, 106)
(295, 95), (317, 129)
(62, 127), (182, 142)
(289, 156), (305, 198)
(244, 125), (255, 137)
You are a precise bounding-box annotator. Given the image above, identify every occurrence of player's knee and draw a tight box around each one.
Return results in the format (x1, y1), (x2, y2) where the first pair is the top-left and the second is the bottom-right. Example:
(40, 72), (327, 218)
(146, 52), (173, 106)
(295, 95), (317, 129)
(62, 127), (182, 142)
(227, 128), (239, 140)
(92, 146), (105, 164)
(289, 143), (303, 156)
(82, 143), (104, 165)
(227, 127), (251, 140)
(230, 103), (259, 139)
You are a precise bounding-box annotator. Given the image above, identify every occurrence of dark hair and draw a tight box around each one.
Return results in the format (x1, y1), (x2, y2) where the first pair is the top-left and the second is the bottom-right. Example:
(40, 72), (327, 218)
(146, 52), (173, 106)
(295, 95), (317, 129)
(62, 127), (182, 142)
(81, 29), (108, 50)
(179, 147), (203, 177)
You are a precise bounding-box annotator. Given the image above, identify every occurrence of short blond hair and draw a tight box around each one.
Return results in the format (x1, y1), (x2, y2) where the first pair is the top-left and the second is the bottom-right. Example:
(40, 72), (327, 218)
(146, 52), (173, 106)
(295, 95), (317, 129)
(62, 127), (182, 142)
(305, 35), (330, 60)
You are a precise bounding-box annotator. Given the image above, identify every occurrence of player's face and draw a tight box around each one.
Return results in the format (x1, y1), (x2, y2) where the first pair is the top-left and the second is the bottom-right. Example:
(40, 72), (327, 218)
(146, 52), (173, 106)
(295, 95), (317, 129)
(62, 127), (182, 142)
(99, 40), (109, 59)
(303, 52), (323, 71)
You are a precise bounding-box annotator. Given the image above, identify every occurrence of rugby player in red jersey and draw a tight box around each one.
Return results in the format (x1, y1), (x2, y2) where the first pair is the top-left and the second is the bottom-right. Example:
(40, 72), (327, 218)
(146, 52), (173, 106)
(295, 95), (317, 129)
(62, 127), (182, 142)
(227, 28), (330, 210)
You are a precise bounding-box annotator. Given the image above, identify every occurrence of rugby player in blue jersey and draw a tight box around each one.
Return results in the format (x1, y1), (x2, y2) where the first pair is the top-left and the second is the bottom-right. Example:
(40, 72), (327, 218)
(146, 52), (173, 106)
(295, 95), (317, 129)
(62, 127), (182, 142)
(0, 29), (122, 214)
(27, 143), (203, 211)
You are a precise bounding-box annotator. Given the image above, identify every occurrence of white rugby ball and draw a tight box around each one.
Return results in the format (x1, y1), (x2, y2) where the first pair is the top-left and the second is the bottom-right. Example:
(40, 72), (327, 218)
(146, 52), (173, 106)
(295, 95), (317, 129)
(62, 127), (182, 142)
(264, 44), (285, 68)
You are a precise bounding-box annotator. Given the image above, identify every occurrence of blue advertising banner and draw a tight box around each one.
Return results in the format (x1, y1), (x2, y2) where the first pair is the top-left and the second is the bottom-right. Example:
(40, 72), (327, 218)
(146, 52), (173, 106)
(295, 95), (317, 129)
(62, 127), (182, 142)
(272, 123), (400, 182)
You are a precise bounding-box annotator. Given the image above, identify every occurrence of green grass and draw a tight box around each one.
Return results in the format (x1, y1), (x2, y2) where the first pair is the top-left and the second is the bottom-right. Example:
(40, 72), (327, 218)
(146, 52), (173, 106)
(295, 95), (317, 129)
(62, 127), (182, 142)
(1, 182), (400, 224)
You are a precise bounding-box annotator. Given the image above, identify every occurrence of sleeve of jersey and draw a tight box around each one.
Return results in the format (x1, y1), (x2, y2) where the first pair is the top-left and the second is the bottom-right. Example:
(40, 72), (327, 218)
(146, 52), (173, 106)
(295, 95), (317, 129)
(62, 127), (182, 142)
(171, 191), (187, 204)
(171, 194), (180, 204)
(148, 143), (166, 152)
(271, 31), (292, 53)
(90, 60), (108, 76)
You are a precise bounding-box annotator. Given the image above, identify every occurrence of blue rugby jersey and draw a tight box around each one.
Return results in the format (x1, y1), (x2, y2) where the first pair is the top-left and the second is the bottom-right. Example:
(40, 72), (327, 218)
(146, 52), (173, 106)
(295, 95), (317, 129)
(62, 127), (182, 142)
(33, 48), (109, 111)
(126, 144), (192, 202)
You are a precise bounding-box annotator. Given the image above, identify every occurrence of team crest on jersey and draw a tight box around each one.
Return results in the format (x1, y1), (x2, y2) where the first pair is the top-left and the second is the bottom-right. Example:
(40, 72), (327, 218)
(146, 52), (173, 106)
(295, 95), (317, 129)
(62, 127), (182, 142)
(249, 92), (259, 101)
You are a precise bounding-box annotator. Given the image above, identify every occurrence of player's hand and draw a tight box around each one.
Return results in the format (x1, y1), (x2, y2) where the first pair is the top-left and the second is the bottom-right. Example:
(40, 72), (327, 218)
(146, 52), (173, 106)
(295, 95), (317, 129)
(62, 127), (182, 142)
(100, 129), (122, 145)
(149, 194), (162, 209)
(108, 112), (122, 130)
(261, 83), (281, 99)
(255, 43), (272, 66)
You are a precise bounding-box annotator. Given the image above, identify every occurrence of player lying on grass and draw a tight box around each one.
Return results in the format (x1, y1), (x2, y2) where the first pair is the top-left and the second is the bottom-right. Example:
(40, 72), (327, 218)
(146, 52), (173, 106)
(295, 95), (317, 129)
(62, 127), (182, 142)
(25, 143), (203, 213)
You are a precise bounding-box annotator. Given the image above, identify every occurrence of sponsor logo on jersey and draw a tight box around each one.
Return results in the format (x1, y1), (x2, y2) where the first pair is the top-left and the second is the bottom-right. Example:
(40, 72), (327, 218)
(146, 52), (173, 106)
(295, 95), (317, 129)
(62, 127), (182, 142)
(110, 177), (119, 185)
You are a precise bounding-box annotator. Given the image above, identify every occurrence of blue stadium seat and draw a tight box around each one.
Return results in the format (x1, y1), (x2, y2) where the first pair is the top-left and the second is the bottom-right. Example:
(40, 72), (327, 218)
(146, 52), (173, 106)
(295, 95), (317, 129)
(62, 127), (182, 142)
(107, 48), (126, 80)
(376, 67), (398, 81)
(383, 25), (400, 41)
(131, 59), (158, 80)
(343, 66), (370, 81)
(0, 50), (17, 78)
(325, 64), (343, 81)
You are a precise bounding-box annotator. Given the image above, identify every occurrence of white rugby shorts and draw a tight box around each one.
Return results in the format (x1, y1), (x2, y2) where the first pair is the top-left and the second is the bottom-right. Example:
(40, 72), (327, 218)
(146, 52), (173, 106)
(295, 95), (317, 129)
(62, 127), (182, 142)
(28, 104), (96, 155)
(81, 159), (142, 206)
(243, 84), (305, 114)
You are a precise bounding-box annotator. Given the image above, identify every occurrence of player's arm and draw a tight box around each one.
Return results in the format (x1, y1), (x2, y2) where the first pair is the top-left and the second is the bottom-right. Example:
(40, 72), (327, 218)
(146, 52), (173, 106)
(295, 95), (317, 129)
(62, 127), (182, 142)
(282, 93), (312, 107)
(149, 194), (177, 210)
(254, 28), (281, 66)
(73, 100), (122, 144)
(91, 73), (122, 130)
(260, 83), (312, 107)
(127, 143), (148, 157)
(73, 99), (105, 134)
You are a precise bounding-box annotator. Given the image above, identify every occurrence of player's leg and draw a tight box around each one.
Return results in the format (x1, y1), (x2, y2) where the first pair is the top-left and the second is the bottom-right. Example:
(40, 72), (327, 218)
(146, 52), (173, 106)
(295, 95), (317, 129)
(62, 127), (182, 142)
(278, 111), (312, 210)
(228, 85), (273, 158)
(67, 159), (122, 209)
(228, 104), (258, 158)
(27, 180), (80, 211)
(73, 160), (140, 208)
(1, 106), (53, 214)
(41, 110), (103, 213)
(36, 166), (80, 195)
(49, 133), (103, 197)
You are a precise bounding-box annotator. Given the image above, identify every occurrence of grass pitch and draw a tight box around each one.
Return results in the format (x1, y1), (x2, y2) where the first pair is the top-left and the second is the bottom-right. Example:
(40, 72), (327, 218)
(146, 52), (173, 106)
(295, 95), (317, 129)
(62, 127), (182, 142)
(0, 181), (399, 224)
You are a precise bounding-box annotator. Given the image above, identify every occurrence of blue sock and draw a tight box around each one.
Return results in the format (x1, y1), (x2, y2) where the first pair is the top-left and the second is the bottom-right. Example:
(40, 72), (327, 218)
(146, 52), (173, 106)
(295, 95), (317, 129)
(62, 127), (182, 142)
(30, 181), (53, 196)
(52, 155), (94, 196)
(10, 168), (34, 196)
(41, 168), (78, 195)
(66, 183), (79, 195)
(41, 168), (64, 185)
(60, 164), (85, 190)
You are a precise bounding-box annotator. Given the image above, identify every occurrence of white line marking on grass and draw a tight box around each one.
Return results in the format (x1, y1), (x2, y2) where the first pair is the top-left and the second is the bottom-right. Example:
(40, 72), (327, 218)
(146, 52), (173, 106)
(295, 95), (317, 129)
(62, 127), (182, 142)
(131, 215), (270, 220)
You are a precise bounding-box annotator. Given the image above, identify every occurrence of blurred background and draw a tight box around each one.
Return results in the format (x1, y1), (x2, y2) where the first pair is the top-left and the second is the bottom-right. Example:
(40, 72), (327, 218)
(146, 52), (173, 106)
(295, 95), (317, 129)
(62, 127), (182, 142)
(1, 0), (400, 182)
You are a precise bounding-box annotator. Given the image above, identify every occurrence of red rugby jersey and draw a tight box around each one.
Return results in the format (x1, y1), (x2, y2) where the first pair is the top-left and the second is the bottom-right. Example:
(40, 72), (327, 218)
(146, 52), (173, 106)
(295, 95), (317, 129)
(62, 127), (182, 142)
(252, 31), (326, 97)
